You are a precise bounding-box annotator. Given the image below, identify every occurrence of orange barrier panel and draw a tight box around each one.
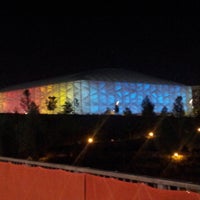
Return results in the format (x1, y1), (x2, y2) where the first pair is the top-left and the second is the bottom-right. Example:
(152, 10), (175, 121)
(0, 162), (200, 200)
(0, 162), (85, 200)
(86, 174), (200, 200)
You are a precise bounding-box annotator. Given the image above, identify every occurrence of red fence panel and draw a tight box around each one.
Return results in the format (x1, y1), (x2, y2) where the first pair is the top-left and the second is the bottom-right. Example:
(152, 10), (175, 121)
(0, 162), (85, 200)
(85, 174), (200, 200)
(0, 162), (200, 200)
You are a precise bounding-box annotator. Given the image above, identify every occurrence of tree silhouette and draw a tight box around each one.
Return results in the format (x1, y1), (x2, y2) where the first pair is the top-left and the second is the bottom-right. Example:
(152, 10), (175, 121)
(20, 89), (39, 114)
(28, 102), (40, 115)
(46, 96), (57, 112)
(160, 106), (168, 116)
(73, 98), (79, 113)
(141, 96), (155, 117)
(172, 96), (185, 117)
(123, 107), (132, 115)
(62, 99), (74, 114)
(104, 107), (112, 114)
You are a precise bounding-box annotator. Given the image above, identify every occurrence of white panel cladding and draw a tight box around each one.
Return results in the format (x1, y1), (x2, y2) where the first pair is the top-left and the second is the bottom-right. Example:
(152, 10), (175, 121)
(80, 80), (90, 114)
(0, 76), (193, 115)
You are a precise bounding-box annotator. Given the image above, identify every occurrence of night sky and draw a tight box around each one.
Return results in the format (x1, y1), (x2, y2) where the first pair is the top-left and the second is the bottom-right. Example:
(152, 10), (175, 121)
(0, 15), (200, 88)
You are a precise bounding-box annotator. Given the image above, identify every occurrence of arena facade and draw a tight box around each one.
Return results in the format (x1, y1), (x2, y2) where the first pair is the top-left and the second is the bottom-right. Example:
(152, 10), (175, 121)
(0, 68), (193, 115)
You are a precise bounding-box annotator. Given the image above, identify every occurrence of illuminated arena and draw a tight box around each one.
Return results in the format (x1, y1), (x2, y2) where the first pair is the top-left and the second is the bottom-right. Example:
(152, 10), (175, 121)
(0, 68), (193, 115)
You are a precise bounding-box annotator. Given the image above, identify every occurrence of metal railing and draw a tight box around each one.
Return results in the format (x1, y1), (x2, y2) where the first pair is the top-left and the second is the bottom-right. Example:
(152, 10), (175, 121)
(0, 156), (200, 193)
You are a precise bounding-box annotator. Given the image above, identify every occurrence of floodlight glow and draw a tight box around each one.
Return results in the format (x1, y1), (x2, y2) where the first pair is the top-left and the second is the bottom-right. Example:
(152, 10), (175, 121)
(146, 131), (154, 139)
(174, 152), (179, 157)
(171, 152), (184, 161)
(87, 137), (94, 144)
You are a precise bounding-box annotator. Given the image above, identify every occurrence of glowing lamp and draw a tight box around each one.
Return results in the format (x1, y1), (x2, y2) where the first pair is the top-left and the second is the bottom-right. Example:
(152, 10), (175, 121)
(87, 137), (94, 144)
(146, 131), (154, 139)
(172, 152), (184, 161)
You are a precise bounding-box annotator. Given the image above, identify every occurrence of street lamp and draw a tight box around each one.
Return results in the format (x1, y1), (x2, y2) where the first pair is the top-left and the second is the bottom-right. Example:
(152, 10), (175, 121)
(171, 152), (184, 161)
(87, 137), (94, 144)
(146, 131), (155, 139)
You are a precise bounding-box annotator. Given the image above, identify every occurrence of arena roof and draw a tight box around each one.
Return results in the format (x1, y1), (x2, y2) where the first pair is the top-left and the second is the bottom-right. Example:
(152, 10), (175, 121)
(73, 68), (181, 84)
(0, 68), (185, 92)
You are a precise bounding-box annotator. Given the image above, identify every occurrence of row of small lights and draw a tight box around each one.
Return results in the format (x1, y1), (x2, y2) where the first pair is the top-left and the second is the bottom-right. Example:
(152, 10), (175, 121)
(87, 127), (200, 161)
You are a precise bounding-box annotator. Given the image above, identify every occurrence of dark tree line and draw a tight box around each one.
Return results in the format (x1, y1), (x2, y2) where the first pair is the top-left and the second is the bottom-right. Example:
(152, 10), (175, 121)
(19, 89), (186, 117)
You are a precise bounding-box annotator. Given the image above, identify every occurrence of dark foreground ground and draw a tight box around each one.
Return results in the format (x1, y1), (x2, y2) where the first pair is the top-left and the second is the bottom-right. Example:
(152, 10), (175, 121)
(0, 114), (200, 184)
(45, 139), (200, 185)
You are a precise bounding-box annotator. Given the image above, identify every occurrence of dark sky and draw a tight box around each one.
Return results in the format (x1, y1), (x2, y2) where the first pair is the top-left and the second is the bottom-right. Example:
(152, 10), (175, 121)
(0, 15), (200, 88)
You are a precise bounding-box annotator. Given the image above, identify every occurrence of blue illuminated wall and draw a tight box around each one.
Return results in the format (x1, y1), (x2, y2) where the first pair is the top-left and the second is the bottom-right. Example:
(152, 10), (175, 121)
(79, 80), (192, 115)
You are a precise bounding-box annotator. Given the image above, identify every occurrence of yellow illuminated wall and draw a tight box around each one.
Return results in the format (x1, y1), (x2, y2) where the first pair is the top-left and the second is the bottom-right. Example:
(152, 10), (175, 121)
(0, 81), (80, 114)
